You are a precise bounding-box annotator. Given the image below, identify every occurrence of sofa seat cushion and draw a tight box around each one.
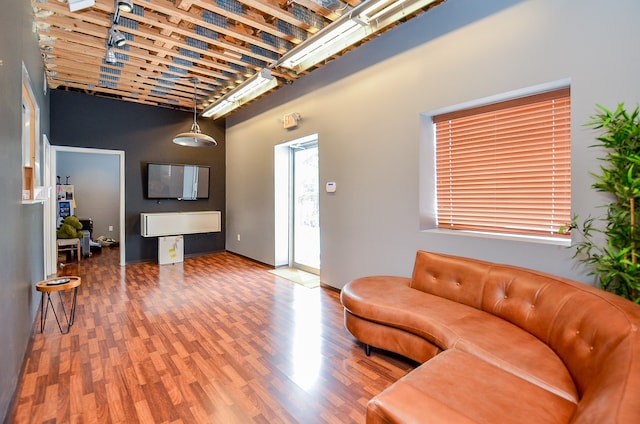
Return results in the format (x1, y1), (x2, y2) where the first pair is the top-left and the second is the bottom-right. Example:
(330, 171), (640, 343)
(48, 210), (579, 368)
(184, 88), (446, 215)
(342, 276), (578, 402)
(367, 349), (577, 424)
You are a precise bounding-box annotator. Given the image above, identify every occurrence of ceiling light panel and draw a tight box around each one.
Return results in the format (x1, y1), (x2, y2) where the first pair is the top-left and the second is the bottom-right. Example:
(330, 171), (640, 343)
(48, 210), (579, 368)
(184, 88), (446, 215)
(279, 0), (439, 73)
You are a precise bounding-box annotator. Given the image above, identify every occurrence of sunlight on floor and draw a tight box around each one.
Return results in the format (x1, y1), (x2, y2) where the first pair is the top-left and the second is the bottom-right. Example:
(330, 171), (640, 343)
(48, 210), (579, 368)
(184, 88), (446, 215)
(269, 267), (320, 288)
(291, 287), (322, 391)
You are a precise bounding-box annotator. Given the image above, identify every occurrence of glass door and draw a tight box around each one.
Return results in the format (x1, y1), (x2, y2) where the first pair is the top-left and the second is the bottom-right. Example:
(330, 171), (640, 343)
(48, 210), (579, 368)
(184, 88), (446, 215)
(291, 141), (319, 274)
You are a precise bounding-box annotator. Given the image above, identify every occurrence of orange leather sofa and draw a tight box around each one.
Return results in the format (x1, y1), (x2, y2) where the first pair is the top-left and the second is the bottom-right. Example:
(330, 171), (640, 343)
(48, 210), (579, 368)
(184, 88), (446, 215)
(340, 250), (640, 423)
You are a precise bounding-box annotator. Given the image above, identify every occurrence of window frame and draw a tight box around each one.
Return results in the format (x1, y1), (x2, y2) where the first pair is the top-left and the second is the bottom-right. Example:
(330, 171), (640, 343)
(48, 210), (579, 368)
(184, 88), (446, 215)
(22, 63), (41, 202)
(419, 81), (572, 245)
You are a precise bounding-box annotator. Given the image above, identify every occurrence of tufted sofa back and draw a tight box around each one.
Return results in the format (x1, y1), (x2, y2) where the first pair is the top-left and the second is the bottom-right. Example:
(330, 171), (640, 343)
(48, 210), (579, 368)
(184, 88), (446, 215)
(411, 250), (640, 422)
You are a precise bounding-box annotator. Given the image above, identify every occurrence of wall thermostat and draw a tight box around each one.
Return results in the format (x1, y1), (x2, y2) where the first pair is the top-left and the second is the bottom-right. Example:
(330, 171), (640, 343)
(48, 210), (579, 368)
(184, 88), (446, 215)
(326, 182), (336, 193)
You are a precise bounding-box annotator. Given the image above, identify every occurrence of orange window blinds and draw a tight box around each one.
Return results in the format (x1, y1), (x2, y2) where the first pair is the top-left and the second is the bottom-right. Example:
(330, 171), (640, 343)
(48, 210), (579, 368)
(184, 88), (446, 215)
(433, 88), (571, 238)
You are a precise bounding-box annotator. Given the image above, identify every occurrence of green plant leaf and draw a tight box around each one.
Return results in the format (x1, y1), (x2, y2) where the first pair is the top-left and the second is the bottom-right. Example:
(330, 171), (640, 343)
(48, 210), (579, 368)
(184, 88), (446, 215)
(571, 103), (640, 302)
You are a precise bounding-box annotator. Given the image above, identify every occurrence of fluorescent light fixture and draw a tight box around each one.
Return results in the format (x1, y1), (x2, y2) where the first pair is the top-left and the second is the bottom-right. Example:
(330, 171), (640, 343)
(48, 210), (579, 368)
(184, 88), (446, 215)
(117, 0), (133, 13)
(68, 0), (95, 12)
(279, 20), (362, 70)
(227, 69), (274, 102)
(202, 69), (278, 119)
(359, 0), (406, 22)
(278, 0), (437, 73)
(202, 100), (234, 120)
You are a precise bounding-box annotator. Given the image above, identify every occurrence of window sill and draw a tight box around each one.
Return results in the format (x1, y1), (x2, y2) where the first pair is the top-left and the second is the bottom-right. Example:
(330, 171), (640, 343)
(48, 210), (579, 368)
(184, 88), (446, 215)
(423, 228), (571, 247)
(22, 186), (50, 204)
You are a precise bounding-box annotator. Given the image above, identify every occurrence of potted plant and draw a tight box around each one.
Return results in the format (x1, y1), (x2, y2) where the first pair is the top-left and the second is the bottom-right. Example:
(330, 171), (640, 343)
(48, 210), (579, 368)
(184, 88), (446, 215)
(564, 103), (640, 303)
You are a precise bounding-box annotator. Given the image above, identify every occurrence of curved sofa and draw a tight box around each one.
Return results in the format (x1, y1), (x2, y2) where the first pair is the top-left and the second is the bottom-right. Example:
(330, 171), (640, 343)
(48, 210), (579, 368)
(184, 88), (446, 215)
(340, 250), (640, 423)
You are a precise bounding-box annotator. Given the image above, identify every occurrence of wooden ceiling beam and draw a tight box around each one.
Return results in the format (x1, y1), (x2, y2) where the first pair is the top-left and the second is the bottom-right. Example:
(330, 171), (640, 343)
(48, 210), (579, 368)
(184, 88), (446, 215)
(39, 0), (283, 61)
(113, 0), (289, 52)
(48, 75), (175, 107)
(50, 67), (195, 109)
(39, 1), (279, 77)
(44, 40), (226, 97)
(191, 0), (306, 44)
(31, 0), (441, 112)
(47, 55), (202, 99)
(234, 0), (322, 34)
(32, 0), (318, 108)
(41, 23), (232, 86)
(292, 0), (342, 21)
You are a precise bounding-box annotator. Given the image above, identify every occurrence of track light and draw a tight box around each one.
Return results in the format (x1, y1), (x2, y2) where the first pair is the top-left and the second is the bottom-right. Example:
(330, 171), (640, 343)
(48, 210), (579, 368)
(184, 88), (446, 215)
(105, 47), (117, 64)
(108, 26), (126, 47)
(117, 0), (133, 13)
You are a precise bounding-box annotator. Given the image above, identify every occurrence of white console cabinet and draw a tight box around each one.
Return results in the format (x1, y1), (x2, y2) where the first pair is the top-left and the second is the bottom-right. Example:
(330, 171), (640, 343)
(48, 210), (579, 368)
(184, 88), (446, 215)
(140, 211), (221, 237)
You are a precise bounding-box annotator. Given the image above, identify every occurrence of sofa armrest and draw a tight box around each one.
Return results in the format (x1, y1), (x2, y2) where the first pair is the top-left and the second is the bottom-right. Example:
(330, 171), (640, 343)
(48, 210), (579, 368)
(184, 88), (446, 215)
(341, 276), (411, 305)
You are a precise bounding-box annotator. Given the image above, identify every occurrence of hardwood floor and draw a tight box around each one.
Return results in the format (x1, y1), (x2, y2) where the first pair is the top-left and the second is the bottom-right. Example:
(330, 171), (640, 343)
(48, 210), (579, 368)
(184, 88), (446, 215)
(10, 248), (415, 423)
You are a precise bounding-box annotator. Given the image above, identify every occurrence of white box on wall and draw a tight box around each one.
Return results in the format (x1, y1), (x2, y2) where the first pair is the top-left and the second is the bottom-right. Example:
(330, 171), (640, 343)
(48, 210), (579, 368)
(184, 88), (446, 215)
(158, 235), (184, 265)
(68, 0), (95, 12)
(141, 211), (221, 237)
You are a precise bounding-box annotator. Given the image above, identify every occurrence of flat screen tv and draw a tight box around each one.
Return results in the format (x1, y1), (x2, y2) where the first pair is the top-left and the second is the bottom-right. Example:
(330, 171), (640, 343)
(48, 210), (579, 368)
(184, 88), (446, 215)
(146, 163), (210, 200)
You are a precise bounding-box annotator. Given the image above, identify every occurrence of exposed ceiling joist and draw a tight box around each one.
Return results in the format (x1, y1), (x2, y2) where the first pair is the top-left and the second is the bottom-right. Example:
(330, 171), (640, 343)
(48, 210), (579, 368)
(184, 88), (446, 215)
(31, 0), (443, 113)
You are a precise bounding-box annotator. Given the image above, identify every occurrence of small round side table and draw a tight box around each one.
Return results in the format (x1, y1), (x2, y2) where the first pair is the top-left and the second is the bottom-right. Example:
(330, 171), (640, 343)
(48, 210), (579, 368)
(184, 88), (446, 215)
(35, 276), (81, 334)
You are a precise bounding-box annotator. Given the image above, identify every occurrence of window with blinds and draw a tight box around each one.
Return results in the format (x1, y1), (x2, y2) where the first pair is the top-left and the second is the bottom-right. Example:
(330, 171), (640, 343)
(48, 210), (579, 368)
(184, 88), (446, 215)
(433, 88), (571, 238)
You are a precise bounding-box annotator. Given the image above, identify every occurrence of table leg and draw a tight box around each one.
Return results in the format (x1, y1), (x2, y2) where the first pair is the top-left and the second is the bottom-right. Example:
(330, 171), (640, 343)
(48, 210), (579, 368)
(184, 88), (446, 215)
(39, 293), (47, 333)
(69, 287), (78, 326)
(47, 294), (66, 334)
(42, 292), (71, 334)
(38, 284), (80, 334)
(57, 292), (71, 331)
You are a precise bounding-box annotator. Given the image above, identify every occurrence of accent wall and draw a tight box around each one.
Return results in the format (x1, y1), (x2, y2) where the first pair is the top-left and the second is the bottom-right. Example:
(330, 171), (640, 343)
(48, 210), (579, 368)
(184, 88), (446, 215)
(50, 90), (226, 263)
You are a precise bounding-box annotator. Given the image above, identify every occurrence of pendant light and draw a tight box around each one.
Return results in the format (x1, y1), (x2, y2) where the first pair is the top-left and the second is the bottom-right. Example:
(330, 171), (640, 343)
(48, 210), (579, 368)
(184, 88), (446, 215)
(173, 78), (217, 147)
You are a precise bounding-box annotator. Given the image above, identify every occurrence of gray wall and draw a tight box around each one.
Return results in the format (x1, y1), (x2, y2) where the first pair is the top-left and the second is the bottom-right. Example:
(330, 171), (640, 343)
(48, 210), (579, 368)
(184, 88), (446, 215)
(225, 0), (640, 289)
(57, 151), (121, 240)
(0, 0), (48, 420)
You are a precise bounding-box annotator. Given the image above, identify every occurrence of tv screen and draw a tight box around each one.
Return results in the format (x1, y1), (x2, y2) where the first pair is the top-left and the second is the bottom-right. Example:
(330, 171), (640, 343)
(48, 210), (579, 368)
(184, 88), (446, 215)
(146, 163), (210, 200)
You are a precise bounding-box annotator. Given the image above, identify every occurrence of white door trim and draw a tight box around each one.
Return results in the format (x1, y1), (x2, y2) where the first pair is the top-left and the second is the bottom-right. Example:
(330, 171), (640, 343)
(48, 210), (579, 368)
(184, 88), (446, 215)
(51, 146), (126, 266)
(42, 135), (56, 277)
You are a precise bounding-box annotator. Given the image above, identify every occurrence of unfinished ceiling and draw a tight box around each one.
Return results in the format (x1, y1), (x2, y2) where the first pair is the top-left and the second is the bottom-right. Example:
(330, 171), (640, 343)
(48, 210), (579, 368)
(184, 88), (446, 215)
(31, 0), (441, 115)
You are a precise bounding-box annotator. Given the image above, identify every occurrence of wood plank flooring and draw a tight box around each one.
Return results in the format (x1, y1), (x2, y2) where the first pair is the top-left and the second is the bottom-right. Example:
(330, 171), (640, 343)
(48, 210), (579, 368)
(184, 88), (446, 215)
(10, 248), (415, 423)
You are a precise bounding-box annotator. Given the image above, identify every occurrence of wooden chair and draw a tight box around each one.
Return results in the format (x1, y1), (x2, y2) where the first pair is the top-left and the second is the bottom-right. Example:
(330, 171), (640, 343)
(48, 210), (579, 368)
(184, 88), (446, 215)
(56, 238), (81, 262)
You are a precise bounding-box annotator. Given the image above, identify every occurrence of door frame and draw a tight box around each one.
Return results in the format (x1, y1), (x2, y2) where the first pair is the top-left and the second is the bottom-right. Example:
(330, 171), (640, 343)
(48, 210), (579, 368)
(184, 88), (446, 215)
(274, 133), (319, 272)
(290, 140), (319, 274)
(49, 146), (126, 267)
(42, 135), (55, 277)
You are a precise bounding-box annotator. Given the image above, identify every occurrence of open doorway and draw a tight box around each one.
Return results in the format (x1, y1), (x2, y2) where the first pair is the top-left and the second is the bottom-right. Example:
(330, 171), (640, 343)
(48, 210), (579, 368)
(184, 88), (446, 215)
(291, 140), (319, 274)
(49, 146), (125, 269)
(274, 134), (320, 276)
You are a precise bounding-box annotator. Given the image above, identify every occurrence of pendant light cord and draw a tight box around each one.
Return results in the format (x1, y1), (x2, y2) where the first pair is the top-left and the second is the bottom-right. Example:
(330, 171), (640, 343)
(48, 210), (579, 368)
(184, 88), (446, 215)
(192, 78), (198, 127)
(172, 76), (216, 147)
(190, 77), (201, 133)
